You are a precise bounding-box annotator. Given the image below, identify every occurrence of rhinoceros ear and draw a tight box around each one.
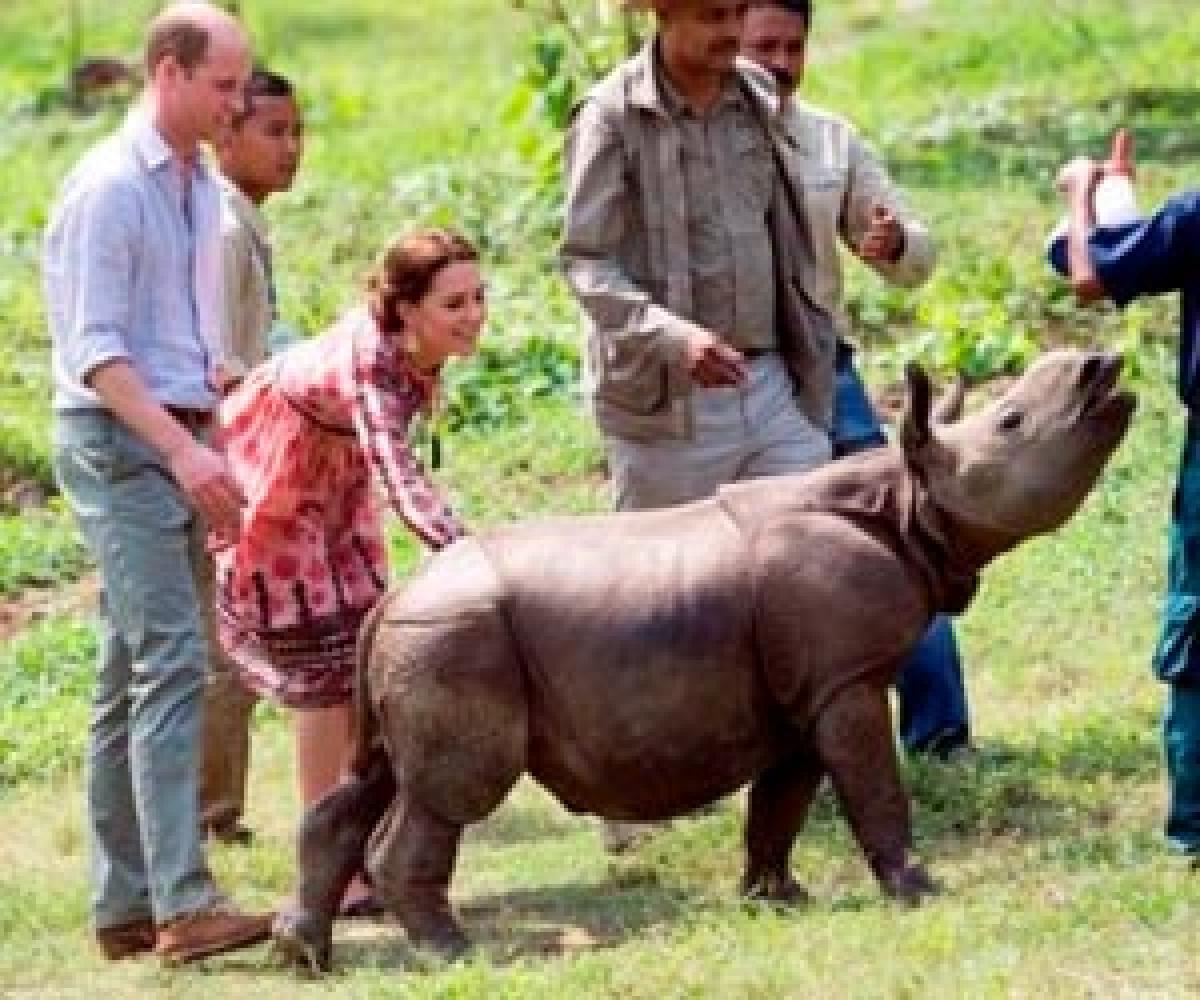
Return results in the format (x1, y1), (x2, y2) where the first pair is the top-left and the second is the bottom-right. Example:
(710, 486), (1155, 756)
(932, 375), (966, 425)
(901, 361), (933, 455)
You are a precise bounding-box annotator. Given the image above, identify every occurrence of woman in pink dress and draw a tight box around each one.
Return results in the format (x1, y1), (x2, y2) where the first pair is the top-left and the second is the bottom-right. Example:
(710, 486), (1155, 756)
(212, 228), (484, 911)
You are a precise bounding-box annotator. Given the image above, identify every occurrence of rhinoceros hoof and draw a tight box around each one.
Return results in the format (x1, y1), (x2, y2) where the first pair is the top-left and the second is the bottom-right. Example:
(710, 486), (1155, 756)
(399, 908), (471, 961)
(881, 863), (939, 905)
(408, 925), (470, 962)
(272, 907), (333, 974)
(741, 870), (811, 906)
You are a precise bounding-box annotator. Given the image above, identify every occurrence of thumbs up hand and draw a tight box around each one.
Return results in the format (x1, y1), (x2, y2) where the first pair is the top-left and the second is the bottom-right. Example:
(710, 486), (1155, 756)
(1056, 129), (1135, 200)
(859, 203), (905, 264)
(1102, 127), (1135, 179)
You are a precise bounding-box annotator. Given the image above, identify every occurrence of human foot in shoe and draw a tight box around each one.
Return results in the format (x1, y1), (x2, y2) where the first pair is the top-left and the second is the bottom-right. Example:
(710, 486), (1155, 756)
(95, 918), (157, 960)
(155, 904), (272, 965)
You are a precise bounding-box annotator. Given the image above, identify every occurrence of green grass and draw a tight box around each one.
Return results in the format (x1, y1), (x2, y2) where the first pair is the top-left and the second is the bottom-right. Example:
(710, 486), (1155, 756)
(0, 507), (89, 596)
(3, 0), (1200, 995)
(0, 615), (94, 787)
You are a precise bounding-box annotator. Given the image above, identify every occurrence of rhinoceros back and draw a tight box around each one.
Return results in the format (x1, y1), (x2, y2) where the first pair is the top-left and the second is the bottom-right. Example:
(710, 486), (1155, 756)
(475, 502), (779, 819)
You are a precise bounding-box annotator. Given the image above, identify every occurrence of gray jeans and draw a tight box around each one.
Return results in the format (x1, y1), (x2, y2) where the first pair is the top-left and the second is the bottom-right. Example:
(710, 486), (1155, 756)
(53, 409), (220, 929)
(606, 353), (831, 511)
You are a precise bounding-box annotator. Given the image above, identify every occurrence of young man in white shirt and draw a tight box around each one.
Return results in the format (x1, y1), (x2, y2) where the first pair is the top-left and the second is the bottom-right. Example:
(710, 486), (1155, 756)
(199, 67), (303, 846)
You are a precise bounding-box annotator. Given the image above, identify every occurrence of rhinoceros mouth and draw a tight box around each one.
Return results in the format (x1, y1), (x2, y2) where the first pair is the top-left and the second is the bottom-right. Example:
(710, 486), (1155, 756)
(1080, 356), (1136, 424)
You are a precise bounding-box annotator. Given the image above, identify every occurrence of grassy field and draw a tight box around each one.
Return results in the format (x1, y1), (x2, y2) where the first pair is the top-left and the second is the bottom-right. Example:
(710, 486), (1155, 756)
(2, 0), (1200, 996)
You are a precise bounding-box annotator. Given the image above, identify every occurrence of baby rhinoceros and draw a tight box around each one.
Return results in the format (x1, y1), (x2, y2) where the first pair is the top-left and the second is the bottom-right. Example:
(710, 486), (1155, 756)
(274, 349), (1135, 972)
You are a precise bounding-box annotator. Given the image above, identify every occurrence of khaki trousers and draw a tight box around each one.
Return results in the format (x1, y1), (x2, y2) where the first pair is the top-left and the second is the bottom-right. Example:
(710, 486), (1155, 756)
(606, 354), (830, 511)
(192, 417), (259, 834)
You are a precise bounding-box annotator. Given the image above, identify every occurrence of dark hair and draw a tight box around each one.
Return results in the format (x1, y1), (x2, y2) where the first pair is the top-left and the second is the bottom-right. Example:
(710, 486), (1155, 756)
(749, 0), (811, 23)
(232, 67), (295, 128)
(144, 9), (211, 74)
(367, 229), (479, 334)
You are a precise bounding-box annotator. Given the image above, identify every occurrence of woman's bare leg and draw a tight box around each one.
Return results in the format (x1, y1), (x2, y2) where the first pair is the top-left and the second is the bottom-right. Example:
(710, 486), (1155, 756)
(294, 703), (372, 905)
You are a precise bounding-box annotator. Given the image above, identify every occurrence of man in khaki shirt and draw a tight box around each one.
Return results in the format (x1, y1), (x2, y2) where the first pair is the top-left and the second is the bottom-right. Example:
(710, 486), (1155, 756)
(741, 0), (972, 758)
(564, 0), (841, 851)
(566, 2), (840, 519)
(199, 67), (304, 843)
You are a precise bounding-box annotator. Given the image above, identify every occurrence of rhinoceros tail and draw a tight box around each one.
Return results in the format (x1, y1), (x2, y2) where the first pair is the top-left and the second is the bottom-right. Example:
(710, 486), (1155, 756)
(350, 592), (393, 776)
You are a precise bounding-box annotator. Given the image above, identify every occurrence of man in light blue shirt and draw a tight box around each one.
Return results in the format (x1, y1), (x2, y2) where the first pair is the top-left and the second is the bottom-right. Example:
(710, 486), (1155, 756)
(44, 2), (270, 965)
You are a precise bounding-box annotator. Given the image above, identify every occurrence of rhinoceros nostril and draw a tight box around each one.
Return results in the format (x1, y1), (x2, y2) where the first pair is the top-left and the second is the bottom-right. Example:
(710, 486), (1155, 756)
(1078, 354), (1123, 417)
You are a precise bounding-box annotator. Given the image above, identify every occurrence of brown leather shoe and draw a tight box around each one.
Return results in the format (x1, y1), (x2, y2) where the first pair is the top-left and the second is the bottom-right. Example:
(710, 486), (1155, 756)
(155, 905), (272, 965)
(96, 918), (157, 960)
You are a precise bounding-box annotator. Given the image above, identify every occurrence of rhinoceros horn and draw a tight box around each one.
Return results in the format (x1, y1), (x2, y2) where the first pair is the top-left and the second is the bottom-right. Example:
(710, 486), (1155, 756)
(900, 361), (933, 454)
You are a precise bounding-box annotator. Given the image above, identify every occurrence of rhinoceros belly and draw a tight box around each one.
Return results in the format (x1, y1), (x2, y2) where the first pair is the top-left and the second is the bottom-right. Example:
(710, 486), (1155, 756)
(482, 501), (785, 820)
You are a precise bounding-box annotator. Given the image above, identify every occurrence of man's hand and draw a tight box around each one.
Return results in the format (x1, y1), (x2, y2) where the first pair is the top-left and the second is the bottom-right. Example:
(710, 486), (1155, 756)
(167, 440), (245, 543)
(859, 204), (905, 263)
(1055, 156), (1103, 198)
(684, 328), (748, 388)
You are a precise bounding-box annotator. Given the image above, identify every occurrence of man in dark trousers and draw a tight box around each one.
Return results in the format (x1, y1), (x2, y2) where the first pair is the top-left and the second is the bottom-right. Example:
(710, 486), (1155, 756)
(740, 0), (973, 758)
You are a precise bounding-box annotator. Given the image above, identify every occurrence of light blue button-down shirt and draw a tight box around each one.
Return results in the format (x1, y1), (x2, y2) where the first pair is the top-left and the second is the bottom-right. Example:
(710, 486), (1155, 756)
(44, 106), (226, 412)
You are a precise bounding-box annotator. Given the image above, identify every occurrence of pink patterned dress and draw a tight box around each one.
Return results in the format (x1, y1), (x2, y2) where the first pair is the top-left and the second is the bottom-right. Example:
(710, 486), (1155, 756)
(212, 306), (464, 708)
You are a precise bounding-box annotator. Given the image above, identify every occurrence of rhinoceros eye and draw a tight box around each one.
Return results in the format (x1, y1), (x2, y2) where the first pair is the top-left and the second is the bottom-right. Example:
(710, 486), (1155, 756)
(998, 409), (1023, 432)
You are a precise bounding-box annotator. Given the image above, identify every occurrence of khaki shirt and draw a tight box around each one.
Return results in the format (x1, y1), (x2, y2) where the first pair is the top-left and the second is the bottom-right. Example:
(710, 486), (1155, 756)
(777, 98), (936, 341)
(218, 177), (272, 384)
(657, 64), (776, 351)
(563, 42), (834, 441)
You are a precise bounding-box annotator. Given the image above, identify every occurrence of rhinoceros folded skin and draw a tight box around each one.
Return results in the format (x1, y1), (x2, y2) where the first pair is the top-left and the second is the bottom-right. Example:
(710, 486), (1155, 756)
(272, 350), (1136, 972)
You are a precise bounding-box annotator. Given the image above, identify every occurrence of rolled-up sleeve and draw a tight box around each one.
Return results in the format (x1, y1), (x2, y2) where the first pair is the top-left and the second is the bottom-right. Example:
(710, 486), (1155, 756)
(1089, 191), (1200, 307)
(52, 177), (138, 386)
(840, 130), (935, 288)
(561, 100), (692, 373)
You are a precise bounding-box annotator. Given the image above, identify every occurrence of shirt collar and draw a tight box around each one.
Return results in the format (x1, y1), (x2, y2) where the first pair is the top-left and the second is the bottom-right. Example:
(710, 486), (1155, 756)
(218, 174), (269, 243)
(651, 39), (746, 120)
(124, 105), (214, 185)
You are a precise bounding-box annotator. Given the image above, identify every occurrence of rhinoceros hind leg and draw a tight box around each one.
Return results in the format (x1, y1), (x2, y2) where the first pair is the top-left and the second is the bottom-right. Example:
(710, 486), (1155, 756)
(367, 790), (470, 959)
(741, 749), (823, 904)
(813, 682), (937, 903)
(272, 747), (396, 972)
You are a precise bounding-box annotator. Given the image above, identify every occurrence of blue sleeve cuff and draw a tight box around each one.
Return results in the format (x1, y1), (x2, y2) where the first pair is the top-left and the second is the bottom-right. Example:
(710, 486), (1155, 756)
(69, 331), (131, 388)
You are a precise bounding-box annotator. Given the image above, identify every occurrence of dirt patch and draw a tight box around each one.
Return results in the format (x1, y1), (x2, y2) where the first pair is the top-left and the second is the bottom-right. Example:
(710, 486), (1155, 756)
(0, 573), (97, 642)
(0, 474), (50, 515)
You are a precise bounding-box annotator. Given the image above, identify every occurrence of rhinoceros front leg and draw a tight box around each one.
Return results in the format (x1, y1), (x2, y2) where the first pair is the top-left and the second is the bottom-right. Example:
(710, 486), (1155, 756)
(741, 749), (825, 904)
(814, 682), (938, 904)
(367, 789), (468, 959)
(273, 748), (396, 972)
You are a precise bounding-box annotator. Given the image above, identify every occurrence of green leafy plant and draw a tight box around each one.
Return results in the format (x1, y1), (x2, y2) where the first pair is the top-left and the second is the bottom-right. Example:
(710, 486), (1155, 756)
(441, 334), (580, 433)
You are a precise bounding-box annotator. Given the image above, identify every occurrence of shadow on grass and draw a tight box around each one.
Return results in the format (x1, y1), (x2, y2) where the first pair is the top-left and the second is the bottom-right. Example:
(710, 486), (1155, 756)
(902, 709), (1162, 850)
(300, 872), (701, 974)
(464, 873), (696, 956)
